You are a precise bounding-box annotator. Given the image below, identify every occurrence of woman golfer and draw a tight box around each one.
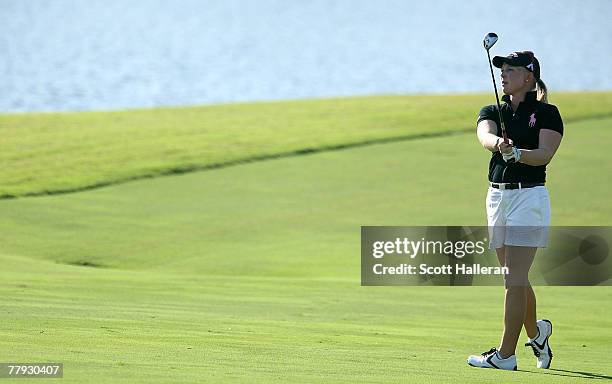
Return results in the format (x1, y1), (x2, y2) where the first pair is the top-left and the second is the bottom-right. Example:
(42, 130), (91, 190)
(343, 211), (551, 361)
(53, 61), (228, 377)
(467, 51), (563, 371)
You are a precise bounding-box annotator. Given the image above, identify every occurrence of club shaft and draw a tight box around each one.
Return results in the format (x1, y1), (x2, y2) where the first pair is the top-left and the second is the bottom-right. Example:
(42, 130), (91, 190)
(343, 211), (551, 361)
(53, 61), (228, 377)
(486, 49), (508, 143)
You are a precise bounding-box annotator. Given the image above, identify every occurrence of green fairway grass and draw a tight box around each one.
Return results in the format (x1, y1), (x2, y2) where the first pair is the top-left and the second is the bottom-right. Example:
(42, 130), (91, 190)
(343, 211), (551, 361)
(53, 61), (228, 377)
(1, 95), (611, 383)
(1, 92), (611, 198)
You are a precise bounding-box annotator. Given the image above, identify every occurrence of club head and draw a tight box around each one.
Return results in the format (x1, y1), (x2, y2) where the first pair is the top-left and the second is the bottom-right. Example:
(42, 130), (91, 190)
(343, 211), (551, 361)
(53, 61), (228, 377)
(483, 32), (498, 50)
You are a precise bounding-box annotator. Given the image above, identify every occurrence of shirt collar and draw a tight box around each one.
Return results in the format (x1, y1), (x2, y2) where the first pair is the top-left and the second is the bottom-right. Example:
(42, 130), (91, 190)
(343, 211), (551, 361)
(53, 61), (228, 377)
(502, 91), (537, 105)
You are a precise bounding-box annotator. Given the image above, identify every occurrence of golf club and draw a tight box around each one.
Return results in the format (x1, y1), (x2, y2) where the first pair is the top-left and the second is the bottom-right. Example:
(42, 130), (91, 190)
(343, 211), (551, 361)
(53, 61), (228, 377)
(483, 32), (509, 144)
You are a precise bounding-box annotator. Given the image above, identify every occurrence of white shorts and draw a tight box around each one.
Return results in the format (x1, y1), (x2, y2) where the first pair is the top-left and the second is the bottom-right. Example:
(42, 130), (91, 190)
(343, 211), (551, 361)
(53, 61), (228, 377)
(486, 185), (551, 249)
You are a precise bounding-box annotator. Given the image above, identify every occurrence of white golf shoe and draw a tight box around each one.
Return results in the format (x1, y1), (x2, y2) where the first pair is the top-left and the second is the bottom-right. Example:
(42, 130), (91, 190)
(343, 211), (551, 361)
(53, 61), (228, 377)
(467, 347), (517, 371)
(525, 319), (553, 369)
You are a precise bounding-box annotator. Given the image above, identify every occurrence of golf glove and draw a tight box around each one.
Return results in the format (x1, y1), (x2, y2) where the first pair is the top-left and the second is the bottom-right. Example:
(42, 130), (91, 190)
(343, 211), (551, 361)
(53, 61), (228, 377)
(502, 147), (521, 163)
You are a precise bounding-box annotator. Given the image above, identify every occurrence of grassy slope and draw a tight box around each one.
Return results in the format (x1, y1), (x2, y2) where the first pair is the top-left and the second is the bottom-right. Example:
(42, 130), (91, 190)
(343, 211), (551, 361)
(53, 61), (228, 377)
(0, 116), (611, 270)
(1, 92), (612, 198)
(1, 107), (611, 383)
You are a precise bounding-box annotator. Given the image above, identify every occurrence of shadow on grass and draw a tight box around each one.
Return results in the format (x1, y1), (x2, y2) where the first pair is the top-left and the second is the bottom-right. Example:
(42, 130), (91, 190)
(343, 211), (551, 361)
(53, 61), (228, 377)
(550, 369), (612, 380)
(65, 260), (107, 268)
(523, 368), (612, 380)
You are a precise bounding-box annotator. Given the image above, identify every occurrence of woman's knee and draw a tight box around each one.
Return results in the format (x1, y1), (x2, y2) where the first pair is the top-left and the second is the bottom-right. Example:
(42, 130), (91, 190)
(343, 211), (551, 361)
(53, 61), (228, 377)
(504, 273), (530, 288)
(503, 246), (537, 287)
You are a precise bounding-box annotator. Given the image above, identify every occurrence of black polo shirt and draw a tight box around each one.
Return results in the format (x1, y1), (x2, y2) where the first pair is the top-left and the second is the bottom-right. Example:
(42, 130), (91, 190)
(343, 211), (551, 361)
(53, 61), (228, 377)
(477, 91), (564, 183)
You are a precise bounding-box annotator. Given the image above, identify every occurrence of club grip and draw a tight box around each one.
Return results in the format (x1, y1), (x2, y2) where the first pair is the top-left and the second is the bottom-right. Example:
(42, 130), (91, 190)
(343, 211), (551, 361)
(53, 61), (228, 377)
(501, 121), (508, 143)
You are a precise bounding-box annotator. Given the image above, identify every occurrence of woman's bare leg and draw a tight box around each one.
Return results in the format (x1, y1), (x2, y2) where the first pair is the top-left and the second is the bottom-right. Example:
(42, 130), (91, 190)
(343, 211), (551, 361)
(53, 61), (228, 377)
(496, 247), (538, 339)
(495, 246), (537, 358)
(524, 285), (537, 339)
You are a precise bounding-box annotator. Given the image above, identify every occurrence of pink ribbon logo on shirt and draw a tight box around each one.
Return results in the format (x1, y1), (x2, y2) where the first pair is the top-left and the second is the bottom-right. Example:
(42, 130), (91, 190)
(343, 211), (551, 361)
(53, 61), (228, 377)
(529, 112), (537, 127)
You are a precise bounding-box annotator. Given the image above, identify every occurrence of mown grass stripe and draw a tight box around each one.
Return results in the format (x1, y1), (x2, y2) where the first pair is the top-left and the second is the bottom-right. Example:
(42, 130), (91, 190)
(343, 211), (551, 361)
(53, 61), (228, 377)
(2, 93), (611, 199)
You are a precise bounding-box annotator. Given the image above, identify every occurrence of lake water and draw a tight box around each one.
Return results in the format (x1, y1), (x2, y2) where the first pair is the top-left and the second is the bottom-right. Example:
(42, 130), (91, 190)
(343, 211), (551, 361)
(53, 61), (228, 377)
(1, 0), (611, 112)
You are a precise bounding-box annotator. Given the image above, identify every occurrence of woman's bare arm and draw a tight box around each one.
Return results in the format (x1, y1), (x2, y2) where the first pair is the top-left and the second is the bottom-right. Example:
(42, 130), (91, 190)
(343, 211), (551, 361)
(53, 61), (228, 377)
(477, 120), (513, 153)
(518, 129), (562, 166)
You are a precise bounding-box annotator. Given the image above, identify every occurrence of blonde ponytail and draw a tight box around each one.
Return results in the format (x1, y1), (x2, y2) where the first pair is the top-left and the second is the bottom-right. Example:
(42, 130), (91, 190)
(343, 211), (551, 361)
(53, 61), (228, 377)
(536, 78), (548, 103)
